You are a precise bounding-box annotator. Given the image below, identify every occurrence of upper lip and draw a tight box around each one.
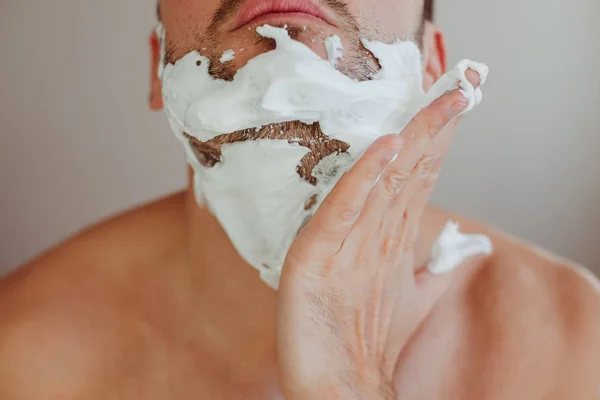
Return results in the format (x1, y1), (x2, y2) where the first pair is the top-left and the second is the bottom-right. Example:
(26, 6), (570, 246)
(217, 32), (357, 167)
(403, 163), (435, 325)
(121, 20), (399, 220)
(231, 0), (337, 30)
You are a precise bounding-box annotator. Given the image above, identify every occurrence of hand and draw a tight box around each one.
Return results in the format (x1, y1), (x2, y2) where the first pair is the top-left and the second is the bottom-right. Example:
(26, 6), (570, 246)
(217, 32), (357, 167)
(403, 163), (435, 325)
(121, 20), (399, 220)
(277, 71), (481, 399)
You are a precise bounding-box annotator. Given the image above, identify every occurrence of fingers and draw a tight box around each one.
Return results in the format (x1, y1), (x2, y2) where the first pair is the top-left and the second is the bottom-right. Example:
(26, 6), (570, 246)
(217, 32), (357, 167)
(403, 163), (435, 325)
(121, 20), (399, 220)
(347, 68), (482, 278)
(300, 69), (482, 262)
(392, 159), (439, 247)
(391, 70), (481, 250)
(367, 67), (481, 217)
(393, 69), (483, 285)
(389, 68), (483, 239)
(353, 87), (468, 235)
(430, 68), (482, 174)
(299, 134), (404, 258)
(394, 170), (439, 278)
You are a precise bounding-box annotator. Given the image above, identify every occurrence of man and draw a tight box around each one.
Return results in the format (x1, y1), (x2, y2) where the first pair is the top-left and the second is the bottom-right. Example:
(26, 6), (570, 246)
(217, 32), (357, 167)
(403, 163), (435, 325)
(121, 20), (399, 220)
(0, 0), (599, 398)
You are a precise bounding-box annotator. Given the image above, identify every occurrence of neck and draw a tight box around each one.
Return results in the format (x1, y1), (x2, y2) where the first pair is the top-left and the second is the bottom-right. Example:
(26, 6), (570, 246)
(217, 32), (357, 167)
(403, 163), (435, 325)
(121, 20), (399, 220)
(179, 177), (446, 379)
(181, 185), (279, 381)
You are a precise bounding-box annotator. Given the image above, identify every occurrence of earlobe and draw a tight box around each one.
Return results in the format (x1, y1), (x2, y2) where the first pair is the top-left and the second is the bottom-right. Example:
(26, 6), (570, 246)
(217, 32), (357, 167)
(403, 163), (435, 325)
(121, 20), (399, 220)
(149, 31), (164, 111)
(421, 21), (447, 92)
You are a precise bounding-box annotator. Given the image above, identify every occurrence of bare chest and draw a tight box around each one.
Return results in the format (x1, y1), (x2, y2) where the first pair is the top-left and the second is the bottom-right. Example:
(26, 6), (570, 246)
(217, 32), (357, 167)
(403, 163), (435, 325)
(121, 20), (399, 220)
(107, 263), (557, 400)
(106, 316), (546, 400)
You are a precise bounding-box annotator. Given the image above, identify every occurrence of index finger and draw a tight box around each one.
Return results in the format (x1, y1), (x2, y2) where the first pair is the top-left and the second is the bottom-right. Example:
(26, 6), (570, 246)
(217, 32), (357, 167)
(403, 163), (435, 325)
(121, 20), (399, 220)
(298, 134), (404, 257)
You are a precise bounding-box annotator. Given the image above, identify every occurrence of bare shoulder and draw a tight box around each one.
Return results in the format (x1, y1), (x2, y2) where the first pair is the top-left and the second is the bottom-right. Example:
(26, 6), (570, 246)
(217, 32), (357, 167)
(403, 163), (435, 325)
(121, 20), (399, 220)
(430, 207), (600, 398)
(486, 240), (600, 398)
(0, 192), (187, 399)
(11, 190), (188, 277)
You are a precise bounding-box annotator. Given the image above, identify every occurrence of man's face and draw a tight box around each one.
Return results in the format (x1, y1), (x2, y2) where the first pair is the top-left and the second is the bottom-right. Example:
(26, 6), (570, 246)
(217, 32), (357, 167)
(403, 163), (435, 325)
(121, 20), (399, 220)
(150, 0), (445, 188)
(149, 1), (448, 277)
(158, 0), (426, 79)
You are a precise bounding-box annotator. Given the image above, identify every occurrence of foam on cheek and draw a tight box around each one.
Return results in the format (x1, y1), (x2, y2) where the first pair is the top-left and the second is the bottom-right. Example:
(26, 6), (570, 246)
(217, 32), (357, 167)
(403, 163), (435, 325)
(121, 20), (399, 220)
(156, 23), (494, 288)
(161, 25), (488, 157)
(324, 35), (344, 66)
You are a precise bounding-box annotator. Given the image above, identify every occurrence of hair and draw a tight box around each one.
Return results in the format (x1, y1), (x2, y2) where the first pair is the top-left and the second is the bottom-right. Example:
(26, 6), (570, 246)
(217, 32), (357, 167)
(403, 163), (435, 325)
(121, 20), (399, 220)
(424, 0), (434, 21)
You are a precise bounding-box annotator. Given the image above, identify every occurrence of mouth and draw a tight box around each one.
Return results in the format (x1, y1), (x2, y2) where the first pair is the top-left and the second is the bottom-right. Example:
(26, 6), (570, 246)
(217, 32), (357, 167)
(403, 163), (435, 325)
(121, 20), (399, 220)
(231, 0), (338, 31)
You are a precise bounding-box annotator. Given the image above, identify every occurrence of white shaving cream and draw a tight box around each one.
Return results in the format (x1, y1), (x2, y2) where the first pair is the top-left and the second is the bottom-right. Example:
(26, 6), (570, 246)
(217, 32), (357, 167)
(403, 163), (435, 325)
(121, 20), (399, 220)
(324, 34), (344, 66)
(428, 222), (493, 274)
(220, 49), (236, 63)
(157, 24), (493, 289)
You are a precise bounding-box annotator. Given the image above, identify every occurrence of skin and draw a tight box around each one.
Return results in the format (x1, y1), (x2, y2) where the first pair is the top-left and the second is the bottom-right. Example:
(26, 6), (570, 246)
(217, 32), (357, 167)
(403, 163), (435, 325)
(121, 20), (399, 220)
(1, 0), (600, 399)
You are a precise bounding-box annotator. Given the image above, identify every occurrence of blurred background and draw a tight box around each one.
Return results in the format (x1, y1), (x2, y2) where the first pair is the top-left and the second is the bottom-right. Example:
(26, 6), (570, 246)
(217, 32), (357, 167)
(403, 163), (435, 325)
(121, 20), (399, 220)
(0, 0), (599, 275)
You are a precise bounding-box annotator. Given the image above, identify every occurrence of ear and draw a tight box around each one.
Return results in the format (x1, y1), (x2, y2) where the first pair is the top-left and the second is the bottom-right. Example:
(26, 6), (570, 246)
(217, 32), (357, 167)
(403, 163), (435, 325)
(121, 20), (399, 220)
(421, 21), (447, 92)
(149, 30), (163, 111)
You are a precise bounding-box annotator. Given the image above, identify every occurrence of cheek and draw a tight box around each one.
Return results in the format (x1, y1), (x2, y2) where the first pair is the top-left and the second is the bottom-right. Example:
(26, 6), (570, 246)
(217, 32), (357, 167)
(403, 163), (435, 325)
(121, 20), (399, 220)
(348, 0), (423, 41)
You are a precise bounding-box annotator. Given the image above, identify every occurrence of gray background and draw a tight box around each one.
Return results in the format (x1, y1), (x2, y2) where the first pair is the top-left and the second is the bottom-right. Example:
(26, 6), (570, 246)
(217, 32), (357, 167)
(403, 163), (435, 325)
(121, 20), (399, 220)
(1, 0), (599, 274)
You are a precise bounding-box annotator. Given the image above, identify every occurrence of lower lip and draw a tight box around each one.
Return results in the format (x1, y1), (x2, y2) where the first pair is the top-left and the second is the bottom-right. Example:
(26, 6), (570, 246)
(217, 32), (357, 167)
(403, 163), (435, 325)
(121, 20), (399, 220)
(234, 12), (331, 30)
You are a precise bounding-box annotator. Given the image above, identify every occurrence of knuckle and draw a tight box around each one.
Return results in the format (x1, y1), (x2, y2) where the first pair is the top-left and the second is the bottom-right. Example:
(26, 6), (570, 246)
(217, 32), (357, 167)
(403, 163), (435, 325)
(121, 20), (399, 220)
(311, 210), (352, 242)
(320, 218), (349, 240)
(427, 113), (450, 136)
(338, 204), (362, 224)
(366, 165), (385, 182)
(329, 217), (354, 238)
(382, 169), (411, 197)
(417, 153), (439, 176)
(381, 235), (396, 257)
(366, 154), (396, 182)
(423, 172), (440, 188)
